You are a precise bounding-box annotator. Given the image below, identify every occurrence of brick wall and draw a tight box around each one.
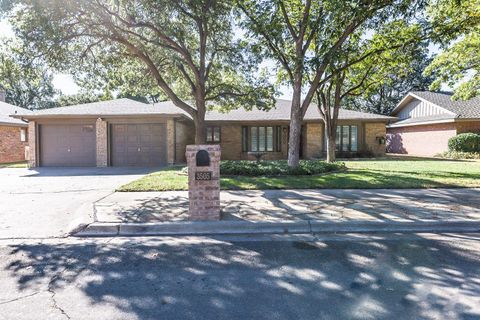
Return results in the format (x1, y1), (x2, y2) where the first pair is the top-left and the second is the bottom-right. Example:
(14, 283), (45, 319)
(0, 125), (28, 163)
(175, 120), (195, 163)
(27, 121), (36, 167)
(304, 123), (323, 159)
(214, 124), (288, 161)
(96, 118), (108, 167)
(456, 121), (480, 134)
(186, 145), (221, 221)
(365, 122), (387, 156)
(387, 122), (457, 156)
(167, 119), (175, 165)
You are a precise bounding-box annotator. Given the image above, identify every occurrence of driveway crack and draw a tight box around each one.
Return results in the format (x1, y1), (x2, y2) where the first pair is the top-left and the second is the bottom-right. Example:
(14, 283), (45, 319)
(0, 292), (40, 305)
(47, 269), (71, 320)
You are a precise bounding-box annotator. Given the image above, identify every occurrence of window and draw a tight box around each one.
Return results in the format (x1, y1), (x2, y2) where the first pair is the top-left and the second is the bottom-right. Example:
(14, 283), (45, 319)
(243, 126), (282, 152)
(206, 126), (220, 143)
(332, 125), (358, 152)
(20, 128), (27, 142)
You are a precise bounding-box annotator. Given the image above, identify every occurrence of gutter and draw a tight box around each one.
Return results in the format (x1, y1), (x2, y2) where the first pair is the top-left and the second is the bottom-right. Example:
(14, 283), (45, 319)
(386, 118), (456, 128)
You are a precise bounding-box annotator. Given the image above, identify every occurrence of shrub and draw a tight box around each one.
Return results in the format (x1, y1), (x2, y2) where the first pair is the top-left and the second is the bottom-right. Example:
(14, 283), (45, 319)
(448, 133), (480, 152)
(220, 160), (346, 176)
(436, 151), (480, 160)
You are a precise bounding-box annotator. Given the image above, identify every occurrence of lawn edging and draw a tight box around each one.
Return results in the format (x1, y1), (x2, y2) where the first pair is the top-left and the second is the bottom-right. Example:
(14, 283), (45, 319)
(74, 220), (480, 237)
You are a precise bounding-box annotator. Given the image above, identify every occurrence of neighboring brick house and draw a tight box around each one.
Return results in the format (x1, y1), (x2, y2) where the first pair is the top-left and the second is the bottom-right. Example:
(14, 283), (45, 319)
(0, 95), (30, 163)
(387, 91), (480, 156)
(12, 98), (393, 167)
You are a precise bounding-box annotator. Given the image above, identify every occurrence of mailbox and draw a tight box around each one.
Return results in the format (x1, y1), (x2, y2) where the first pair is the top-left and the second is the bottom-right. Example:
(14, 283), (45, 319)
(196, 150), (210, 167)
(186, 145), (221, 221)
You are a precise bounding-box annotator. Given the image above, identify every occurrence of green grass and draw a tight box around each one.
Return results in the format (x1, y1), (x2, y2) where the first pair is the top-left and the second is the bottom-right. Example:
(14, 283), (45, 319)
(117, 157), (480, 191)
(0, 161), (28, 168)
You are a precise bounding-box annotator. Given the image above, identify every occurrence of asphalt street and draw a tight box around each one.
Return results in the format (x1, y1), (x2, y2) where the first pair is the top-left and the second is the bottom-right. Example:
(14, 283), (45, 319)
(0, 233), (479, 320)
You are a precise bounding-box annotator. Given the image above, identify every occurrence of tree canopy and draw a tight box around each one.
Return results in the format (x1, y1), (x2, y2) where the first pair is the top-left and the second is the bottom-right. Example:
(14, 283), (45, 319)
(424, 0), (480, 100)
(345, 42), (433, 115)
(0, 39), (57, 109)
(2, 0), (274, 142)
(239, 0), (428, 164)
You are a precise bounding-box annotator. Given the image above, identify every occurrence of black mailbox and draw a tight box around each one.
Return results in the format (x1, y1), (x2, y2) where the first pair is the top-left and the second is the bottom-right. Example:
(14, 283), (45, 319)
(196, 150), (210, 167)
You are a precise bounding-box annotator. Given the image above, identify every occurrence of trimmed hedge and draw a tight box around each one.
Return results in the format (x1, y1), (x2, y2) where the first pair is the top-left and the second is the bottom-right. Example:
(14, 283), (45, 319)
(436, 151), (480, 160)
(448, 133), (480, 152)
(220, 160), (345, 176)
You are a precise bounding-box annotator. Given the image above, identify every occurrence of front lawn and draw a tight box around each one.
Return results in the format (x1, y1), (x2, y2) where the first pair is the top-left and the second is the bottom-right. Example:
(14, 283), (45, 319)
(118, 157), (480, 191)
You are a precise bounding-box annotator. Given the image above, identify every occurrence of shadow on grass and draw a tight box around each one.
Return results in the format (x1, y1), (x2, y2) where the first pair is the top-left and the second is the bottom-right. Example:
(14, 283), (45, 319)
(220, 169), (480, 190)
(4, 234), (480, 319)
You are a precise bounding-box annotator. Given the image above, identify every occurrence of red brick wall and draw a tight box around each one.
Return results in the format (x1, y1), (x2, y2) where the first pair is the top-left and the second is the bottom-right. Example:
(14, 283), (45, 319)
(0, 125), (28, 163)
(386, 122), (457, 156)
(456, 121), (480, 134)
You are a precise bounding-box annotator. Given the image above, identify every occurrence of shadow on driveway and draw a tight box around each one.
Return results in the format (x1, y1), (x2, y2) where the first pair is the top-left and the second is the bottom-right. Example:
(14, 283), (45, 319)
(3, 234), (480, 319)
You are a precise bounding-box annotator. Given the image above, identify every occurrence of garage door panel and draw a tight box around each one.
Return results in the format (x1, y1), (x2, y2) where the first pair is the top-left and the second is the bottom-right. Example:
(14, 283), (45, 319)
(40, 124), (96, 167)
(111, 123), (167, 167)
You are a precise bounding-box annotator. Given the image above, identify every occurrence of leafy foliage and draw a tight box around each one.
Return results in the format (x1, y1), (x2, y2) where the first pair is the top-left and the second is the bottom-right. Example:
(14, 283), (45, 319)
(239, 0), (428, 165)
(448, 133), (480, 152)
(436, 151), (480, 160)
(345, 43), (434, 115)
(2, 0), (275, 141)
(0, 39), (57, 109)
(424, 0), (480, 100)
(220, 160), (345, 176)
(55, 92), (113, 107)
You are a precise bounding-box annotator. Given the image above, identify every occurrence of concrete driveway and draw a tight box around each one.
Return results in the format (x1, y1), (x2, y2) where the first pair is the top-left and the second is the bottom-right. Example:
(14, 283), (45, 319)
(0, 167), (155, 239)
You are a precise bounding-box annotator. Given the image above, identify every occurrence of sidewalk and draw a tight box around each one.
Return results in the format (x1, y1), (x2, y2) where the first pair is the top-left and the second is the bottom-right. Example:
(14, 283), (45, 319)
(75, 188), (480, 236)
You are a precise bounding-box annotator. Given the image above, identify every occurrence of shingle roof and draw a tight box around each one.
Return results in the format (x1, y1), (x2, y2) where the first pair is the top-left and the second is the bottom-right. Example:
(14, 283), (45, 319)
(387, 113), (455, 127)
(13, 98), (188, 117)
(206, 99), (395, 121)
(14, 98), (394, 122)
(410, 91), (480, 118)
(0, 101), (30, 126)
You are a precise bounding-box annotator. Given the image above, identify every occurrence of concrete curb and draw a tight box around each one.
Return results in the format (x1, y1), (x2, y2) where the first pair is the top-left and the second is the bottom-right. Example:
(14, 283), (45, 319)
(74, 220), (480, 237)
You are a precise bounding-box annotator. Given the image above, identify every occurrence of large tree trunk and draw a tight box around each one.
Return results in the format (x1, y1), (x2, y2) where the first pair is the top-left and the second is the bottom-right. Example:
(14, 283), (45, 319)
(194, 118), (206, 144)
(287, 80), (303, 167)
(326, 135), (336, 163)
(194, 94), (207, 144)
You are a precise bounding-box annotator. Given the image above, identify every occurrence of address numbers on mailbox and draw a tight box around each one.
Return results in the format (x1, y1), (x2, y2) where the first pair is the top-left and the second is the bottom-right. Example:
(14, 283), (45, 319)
(195, 171), (212, 181)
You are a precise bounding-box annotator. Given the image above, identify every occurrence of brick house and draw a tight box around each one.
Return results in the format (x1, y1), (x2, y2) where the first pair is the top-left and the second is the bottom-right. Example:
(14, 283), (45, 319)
(0, 92), (30, 163)
(11, 98), (394, 167)
(387, 91), (480, 156)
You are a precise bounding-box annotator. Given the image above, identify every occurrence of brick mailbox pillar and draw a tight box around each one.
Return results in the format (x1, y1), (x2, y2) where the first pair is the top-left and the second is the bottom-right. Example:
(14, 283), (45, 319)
(186, 145), (221, 220)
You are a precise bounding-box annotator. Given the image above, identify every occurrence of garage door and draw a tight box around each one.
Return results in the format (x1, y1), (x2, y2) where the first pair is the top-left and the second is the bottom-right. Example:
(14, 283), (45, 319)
(40, 124), (96, 166)
(111, 124), (167, 167)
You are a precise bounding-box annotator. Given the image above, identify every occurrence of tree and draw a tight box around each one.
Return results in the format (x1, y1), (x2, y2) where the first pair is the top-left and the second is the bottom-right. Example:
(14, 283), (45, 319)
(55, 91), (112, 107)
(0, 39), (57, 109)
(424, 0), (480, 100)
(238, 0), (426, 166)
(346, 43), (434, 115)
(315, 21), (426, 162)
(2, 0), (274, 143)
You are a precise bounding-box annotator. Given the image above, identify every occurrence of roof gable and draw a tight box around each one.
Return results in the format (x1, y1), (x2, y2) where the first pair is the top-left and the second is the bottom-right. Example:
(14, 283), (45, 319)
(393, 91), (480, 119)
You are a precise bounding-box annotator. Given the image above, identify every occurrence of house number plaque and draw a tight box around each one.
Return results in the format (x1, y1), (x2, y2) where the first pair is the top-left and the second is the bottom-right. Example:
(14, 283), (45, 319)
(195, 171), (212, 181)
